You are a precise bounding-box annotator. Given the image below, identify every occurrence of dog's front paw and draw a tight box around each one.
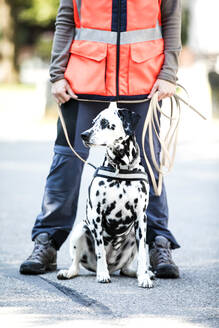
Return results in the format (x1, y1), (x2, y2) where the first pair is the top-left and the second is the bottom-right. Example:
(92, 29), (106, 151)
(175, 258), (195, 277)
(96, 272), (111, 283)
(138, 273), (154, 288)
(57, 269), (75, 280)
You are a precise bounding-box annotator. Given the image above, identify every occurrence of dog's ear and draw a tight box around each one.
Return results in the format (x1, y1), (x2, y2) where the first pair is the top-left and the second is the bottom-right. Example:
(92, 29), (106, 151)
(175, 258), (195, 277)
(117, 109), (141, 135)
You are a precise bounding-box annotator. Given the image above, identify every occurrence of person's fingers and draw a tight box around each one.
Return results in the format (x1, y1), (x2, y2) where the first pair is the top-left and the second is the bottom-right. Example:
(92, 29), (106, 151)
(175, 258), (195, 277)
(158, 90), (175, 101)
(55, 90), (70, 103)
(55, 95), (67, 104)
(158, 92), (166, 101)
(66, 83), (78, 99)
(61, 92), (71, 103)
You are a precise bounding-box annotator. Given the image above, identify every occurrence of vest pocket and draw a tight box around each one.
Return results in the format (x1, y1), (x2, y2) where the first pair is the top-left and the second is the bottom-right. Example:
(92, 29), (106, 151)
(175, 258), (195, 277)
(128, 39), (165, 95)
(64, 41), (107, 95)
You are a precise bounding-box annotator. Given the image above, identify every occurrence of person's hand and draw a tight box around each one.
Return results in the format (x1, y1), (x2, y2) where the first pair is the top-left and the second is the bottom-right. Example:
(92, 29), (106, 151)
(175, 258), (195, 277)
(148, 79), (176, 101)
(51, 78), (78, 104)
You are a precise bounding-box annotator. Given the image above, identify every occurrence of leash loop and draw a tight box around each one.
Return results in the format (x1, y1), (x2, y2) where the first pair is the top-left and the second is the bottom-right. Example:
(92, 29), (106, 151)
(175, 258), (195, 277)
(141, 86), (207, 196)
(57, 103), (97, 170)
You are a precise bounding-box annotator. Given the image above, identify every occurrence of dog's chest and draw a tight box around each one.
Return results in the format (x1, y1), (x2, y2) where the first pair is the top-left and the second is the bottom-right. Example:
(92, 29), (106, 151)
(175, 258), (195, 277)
(89, 176), (148, 213)
(81, 176), (148, 273)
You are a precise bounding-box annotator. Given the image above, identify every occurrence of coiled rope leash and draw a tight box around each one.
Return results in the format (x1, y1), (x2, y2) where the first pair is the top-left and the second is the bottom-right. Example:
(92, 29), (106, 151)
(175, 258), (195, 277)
(141, 88), (207, 196)
(57, 88), (207, 195)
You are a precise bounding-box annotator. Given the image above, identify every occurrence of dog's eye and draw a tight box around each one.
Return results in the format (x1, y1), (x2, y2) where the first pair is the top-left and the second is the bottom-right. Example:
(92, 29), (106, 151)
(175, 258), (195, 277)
(100, 119), (109, 129)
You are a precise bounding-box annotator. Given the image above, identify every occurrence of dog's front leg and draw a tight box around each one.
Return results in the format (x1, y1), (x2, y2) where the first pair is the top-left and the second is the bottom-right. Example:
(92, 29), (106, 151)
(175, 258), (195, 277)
(89, 209), (111, 283)
(57, 222), (85, 280)
(135, 214), (153, 288)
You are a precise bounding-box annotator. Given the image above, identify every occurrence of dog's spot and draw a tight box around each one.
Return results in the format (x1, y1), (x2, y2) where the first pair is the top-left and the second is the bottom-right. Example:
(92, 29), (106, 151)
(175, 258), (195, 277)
(140, 181), (147, 193)
(73, 246), (76, 249)
(107, 178), (113, 182)
(91, 229), (97, 239)
(124, 215), (133, 224)
(81, 254), (87, 263)
(96, 190), (100, 197)
(136, 239), (139, 249)
(134, 198), (138, 204)
(125, 180), (131, 187)
(132, 148), (137, 158)
(123, 188), (126, 194)
(99, 180), (105, 186)
(125, 201), (130, 210)
(97, 202), (101, 215)
(96, 217), (100, 223)
(111, 124), (115, 130)
(134, 221), (139, 230)
(116, 253), (122, 262)
(143, 216), (147, 223)
(122, 240), (129, 250)
(119, 194), (123, 199)
(100, 118), (110, 129)
(115, 210), (122, 218)
(109, 182), (115, 188)
(131, 240), (136, 247)
(102, 198), (106, 204)
(139, 228), (142, 240)
(92, 219), (98, 230)
(105, 201), (116, 216)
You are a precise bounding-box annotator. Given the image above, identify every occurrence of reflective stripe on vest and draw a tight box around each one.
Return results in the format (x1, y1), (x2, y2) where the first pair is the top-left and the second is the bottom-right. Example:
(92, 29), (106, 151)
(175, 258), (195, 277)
(74, 21), (162, 45)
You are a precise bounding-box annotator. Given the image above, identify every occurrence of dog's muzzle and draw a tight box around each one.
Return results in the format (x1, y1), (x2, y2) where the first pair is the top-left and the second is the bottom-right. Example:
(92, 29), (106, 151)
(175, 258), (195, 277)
(81, 131), (92, 147)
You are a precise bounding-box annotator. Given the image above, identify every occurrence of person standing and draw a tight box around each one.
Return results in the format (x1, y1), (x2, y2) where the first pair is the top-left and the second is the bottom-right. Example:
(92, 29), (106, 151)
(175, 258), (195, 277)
(20, 0), (182, 278)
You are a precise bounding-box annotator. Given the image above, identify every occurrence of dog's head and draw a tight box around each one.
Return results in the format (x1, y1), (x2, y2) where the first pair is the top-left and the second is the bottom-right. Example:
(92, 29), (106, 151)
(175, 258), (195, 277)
(81, 107), (140, 147)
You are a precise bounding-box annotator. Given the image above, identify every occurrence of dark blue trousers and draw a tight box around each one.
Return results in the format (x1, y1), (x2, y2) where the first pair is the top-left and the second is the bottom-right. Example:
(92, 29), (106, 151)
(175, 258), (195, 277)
(32, 99), (180, 250)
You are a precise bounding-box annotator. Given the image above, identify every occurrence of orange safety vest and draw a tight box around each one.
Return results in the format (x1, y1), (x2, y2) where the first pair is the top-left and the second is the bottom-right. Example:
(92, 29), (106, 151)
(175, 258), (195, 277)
(64, 0), (164, 102)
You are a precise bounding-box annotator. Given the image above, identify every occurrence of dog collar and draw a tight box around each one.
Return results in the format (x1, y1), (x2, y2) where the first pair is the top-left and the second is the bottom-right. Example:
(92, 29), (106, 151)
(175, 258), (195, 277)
(94, 166), (148, 182)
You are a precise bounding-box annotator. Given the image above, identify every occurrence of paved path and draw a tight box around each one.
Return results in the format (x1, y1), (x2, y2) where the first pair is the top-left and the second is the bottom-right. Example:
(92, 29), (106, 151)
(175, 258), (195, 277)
(0, 121), (219, 328)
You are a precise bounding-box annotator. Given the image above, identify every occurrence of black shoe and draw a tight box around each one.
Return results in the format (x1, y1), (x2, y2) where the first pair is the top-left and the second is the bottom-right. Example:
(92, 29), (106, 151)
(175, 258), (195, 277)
(20, 233), (57, 275)
(149, 236), (179, 279)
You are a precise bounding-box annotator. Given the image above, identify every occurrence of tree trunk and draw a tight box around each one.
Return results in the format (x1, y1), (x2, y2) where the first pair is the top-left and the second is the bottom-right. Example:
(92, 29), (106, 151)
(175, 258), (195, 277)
(0, 0), (19, 83)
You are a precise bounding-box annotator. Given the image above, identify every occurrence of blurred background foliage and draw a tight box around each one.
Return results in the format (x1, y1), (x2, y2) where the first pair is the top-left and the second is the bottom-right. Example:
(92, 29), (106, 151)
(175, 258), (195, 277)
(0, 0), (59, 83)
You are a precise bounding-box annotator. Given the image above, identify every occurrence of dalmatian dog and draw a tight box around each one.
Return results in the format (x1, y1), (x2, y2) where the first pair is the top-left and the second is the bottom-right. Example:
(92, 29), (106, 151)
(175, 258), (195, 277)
(57, 107), (154, 288)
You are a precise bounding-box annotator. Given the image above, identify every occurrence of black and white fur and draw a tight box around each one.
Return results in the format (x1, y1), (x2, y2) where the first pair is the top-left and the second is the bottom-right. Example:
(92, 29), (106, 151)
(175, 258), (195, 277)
(57, 107), (154, 288)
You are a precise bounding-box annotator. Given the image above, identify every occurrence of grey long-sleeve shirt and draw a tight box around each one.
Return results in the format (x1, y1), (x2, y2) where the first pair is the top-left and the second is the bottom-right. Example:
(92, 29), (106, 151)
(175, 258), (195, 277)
(49, 0), (182, 85)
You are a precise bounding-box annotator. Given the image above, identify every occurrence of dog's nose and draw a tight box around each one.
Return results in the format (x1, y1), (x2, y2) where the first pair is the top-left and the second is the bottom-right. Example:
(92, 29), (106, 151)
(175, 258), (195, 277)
(81, 131), (90, 142)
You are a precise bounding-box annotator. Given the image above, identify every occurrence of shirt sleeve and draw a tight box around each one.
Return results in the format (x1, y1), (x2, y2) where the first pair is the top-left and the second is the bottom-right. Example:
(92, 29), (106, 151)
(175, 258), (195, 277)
(49, 0), (75, 83)
(157, 0), (182, 84)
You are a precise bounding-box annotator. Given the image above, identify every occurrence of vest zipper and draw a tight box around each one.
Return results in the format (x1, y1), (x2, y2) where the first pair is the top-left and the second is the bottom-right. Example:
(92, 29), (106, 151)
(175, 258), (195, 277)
(116, 0), (121, 101)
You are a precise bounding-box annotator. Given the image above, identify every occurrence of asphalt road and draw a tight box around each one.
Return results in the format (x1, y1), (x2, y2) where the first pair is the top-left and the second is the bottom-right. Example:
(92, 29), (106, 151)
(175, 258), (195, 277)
(0, 126), (219, 328)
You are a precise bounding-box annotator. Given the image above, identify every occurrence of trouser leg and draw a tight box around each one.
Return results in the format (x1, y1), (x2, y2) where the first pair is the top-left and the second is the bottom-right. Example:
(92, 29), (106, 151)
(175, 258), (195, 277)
(32, 99), (110, 250)
(117, 100), (180, 249)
